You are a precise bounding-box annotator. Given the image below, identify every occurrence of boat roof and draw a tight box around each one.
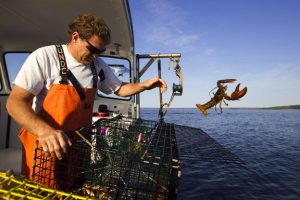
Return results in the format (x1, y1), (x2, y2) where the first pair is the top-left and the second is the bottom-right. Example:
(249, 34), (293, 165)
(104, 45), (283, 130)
(0, 0), (134, 57)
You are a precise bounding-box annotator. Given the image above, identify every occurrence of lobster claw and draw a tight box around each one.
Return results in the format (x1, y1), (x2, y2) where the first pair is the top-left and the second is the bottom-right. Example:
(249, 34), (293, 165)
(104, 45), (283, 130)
(217, 79), (237, 84)
(230, 83), (247, 100)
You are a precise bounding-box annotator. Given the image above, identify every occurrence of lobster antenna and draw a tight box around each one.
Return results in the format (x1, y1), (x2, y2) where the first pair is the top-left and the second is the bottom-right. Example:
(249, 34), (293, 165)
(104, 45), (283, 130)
(209, 86), (218, 98)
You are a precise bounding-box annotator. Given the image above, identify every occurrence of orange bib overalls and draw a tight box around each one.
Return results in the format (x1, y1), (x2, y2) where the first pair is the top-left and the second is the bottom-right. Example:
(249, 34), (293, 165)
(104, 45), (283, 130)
(19, 45), (98, 189)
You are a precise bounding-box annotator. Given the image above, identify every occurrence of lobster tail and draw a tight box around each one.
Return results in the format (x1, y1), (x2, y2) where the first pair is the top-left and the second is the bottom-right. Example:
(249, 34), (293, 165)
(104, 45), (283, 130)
(196, 104), (208, 116)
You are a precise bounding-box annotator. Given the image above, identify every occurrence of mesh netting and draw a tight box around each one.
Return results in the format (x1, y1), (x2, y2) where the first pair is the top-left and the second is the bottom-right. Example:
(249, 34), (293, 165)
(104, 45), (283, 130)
(0, 172), (91, 200)
(174, 125), (244, 164)
(32, 117), (180, 199)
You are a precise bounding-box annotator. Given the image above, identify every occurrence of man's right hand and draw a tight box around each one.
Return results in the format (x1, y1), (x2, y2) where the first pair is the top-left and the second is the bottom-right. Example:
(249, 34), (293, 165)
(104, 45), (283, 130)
(6, 86), (73, 160)
(38, 130), (72, 160)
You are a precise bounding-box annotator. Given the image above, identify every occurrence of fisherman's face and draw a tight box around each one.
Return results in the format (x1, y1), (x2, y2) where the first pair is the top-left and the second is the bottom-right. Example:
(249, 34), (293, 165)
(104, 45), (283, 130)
(77, 34), (106, 65)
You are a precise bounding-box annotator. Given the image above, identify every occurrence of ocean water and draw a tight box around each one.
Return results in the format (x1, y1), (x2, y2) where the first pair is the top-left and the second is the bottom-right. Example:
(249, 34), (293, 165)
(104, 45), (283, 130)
(140, 108), (300, 200)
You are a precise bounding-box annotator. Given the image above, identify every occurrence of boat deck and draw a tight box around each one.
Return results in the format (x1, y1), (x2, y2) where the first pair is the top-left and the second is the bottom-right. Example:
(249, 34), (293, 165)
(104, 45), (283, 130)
(0, 148), (22, 175)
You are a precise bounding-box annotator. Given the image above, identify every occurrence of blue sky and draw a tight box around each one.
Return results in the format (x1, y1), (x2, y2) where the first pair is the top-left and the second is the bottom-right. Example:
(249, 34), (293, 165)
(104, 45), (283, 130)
(129, 0), (300, 108)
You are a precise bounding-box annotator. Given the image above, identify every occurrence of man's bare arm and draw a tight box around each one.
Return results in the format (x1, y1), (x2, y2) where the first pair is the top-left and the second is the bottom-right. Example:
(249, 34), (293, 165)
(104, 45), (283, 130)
(115, 77), (167, 97)
(6, 85), (71, 159)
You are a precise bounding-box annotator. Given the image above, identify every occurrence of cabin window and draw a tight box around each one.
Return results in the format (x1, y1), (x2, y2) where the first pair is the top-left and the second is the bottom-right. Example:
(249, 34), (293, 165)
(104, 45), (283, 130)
(4, 53), (30, 89)
(4, 54), (131, 101)
(97, 57), (131, 100)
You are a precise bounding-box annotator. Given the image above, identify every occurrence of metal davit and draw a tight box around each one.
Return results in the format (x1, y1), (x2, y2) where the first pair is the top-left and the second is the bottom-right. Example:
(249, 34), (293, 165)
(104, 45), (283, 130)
(135, 53), (183, 120)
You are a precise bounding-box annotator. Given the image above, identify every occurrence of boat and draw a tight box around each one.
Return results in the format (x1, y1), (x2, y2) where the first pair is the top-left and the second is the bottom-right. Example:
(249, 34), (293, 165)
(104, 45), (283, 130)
(0, 1), (243, 199)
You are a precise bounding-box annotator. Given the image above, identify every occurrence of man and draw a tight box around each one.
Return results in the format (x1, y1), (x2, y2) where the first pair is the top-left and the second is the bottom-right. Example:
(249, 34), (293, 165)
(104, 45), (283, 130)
(6, 13), (167, 186)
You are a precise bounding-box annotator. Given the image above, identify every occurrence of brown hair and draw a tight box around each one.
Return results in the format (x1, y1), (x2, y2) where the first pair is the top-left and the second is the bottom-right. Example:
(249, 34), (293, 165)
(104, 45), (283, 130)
(68, 13), (111, 45)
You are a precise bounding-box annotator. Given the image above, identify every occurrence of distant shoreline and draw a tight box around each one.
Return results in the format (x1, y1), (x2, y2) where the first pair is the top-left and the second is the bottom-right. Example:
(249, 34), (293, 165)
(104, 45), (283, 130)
(141, 105), (300, 109)
(262, 105), (300, 110)
(228, 105), (300, 110)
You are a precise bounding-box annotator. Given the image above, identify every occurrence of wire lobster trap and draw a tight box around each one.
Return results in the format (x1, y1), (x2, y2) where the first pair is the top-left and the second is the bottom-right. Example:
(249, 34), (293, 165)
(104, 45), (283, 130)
(0, 171), (93, 200)
(32, 117), (180, 199)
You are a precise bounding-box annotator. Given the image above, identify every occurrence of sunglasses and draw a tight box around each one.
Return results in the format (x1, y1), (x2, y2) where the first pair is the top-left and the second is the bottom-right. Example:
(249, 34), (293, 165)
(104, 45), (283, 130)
(85, 40), (106, 55)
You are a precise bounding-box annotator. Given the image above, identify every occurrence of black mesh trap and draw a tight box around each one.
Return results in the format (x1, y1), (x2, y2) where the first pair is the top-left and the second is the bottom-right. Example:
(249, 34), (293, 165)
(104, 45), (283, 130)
(174, 125), (244, 164)
(32, 117), (180, 199)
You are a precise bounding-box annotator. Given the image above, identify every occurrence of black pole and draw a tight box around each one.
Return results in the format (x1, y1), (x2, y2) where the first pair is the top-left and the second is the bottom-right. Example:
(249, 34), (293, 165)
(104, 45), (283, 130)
(158, 59), (164, 121)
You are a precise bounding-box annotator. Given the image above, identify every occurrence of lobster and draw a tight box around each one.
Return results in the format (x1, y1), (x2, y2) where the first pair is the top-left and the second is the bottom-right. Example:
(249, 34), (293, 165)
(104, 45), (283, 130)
(196, 79), (247, 116)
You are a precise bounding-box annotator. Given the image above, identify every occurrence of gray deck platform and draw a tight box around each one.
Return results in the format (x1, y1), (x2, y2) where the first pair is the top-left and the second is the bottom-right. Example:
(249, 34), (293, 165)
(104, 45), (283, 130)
(0, 148), (22, 175)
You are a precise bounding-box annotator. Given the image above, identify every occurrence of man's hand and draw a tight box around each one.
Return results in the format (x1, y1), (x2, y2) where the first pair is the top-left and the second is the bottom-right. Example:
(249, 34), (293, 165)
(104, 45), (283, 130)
(38, 130), (72, 160)
(114, 77), (168, 97)
(143, 77), (167, 93)
(6, 86), (73, 160)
